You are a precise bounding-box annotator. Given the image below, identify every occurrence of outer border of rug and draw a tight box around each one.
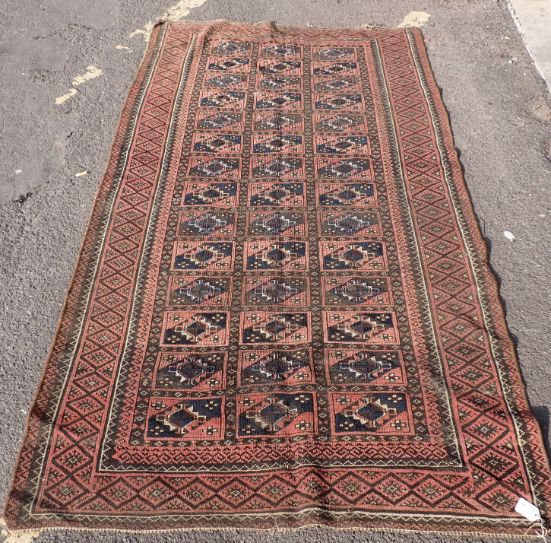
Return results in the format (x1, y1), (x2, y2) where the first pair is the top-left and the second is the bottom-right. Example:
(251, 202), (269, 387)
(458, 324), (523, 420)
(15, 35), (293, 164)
(0, 20), (170, 537)
(2, 19), (550, 540)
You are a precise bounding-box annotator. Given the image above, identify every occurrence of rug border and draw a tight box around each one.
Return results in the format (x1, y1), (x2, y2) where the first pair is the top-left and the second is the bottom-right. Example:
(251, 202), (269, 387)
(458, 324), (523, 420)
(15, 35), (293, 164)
(406, 25), (551, 514)
(2, 19), (169, 528)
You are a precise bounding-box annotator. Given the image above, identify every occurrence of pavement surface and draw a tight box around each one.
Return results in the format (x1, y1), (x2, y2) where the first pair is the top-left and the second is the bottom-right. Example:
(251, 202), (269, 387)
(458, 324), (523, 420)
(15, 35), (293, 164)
(1, 1), (551, 542)
(509, 0), (551, 92)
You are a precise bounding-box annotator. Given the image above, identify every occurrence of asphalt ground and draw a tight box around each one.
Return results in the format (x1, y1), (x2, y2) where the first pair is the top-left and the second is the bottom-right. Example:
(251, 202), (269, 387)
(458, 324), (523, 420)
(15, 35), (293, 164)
(1, 1), (550, 541)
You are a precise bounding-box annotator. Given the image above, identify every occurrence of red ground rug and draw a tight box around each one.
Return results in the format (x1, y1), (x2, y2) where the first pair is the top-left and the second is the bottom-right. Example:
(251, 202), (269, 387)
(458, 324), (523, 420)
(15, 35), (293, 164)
(5, 21), (551, 538)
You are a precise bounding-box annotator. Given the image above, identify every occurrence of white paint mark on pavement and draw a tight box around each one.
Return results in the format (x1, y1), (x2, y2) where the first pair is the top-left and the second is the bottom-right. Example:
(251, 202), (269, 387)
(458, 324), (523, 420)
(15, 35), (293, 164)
(0, 519), (41, 543)
(55, 88), (78, 105)
(14, 169), (22, 175)
(129, 0), (208, 41)
(55, 65), (103, 105)
(2, 531), (42, 543)
(116, 44), (133, 52)
(398, 11), (431, 28)
(75, 170), (88, 177)
(72, 65), (103, 86)
(503, 230), (515, 241)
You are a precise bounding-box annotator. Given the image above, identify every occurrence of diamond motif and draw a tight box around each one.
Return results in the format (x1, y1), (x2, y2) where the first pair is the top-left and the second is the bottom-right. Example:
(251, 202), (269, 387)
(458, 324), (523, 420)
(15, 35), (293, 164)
(237, 393), (316, 437)
(248, 210), (305, 236)
(330, 393), (410, 434)
(255, 92), (302, 109)
(181, 182), (237, 206)
(179, 210), (235, 237)
(324, 312), (398, 344)
(147, 398), (223, 440)
(315, 94), (363, 110)
(245, 241), (307, 270)
(327, 350), (404, 385)
(320, 241), (386, 270)
(317, 158), (372, 179)
(206, 73), (247, 88)
(208, 58), (249, 71)
(172, 242), (234, 271)
(313, 62), (358, 75)
(211, 41), (250, 56)
(155, 352), (226, 391)
(241, 312), (310, 344)
(239, 349), (313, 385)
(249, 182), (305, 206)
(168, 276), (231, 306)
(320, 210), (380, 237)
(323, 276), (390, 306)
(244, 276), (308, 306)
(161, 312), (229, 346)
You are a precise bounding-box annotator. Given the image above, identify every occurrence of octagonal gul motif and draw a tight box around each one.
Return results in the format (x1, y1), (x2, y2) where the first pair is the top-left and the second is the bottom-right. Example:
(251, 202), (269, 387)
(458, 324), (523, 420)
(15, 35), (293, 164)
(240, 312), (311, 344)
(318, 209), (381, 237)
(181, 181), (238, 207)
(257, 59), (302, 74)
(238, 348), (313, 386)
(251, 155), (303, 178)
(253, 111), (304, 132)
(178, 210), (236, 238)
(313, 47), (356, 61)
(154, 351), (227, 391)
(248, 182), (305, 207)
(252, 133), (304, 154)
(313, 76), (360, 92)
(188, 156), (241, 178)
(254, 91), (303, 110)
(147, 397), (224, 440)
(199, 89), (247, 109)
(210, 40), (251, 57)
(237, 393), (316, 438)
(312, 61), (358, 76)
(321, 276), (391, 306)
(205, 72), (248, 89)
(314, 93), (364, 111)
(323, 311), (399, 344)
(320, 241), (386, 271)
(315, 135), (370, 156)
(191, 133), (242, 154)
(330, 393), (412, 435)
(167, 276), (232, 307)
(316, 157), (373, 180)
(243, 276), (309, 306)
(257, 74), (302, 90)
(207, 57), (250, 72)
(260, 43), (302, 58)
(316, 182), (376, 207)
(247, 209), (306, 237)
(161, 311), (229, 347)
(244, 240), (308, 270)
(325, 349), (406, 386)
(172, 241), (234, 271)
(313, 112), (367, 133)
(195, 109), (244, 131)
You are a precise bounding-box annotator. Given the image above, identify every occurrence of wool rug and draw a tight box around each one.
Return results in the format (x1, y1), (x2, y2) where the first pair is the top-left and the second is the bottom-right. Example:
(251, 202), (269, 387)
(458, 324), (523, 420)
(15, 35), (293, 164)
(5, 20), (551, 538)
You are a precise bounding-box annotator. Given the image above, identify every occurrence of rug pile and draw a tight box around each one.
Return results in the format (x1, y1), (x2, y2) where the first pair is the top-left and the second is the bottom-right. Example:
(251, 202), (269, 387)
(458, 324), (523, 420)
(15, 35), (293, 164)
(5, 20), (550, 538)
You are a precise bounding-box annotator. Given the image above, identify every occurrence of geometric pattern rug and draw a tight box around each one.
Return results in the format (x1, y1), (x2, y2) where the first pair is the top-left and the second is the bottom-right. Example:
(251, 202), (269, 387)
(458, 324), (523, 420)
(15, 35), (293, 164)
(5, 20), (551, 538)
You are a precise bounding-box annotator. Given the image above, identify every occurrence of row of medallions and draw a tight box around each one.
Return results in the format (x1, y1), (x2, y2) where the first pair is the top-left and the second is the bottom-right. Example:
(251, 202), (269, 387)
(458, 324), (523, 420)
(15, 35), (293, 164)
(146, 39), (411, 442)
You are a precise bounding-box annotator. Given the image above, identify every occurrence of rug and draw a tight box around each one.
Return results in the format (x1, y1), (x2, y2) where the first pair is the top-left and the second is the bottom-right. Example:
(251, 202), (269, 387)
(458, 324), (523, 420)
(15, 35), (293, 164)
(5, 20), (551, 538)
